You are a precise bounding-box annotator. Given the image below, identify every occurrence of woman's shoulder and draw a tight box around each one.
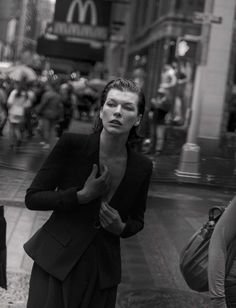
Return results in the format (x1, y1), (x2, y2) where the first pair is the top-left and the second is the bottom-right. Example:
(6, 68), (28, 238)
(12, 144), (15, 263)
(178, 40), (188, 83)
(60, 132), (89, 144)
(129, 149), (153, 173)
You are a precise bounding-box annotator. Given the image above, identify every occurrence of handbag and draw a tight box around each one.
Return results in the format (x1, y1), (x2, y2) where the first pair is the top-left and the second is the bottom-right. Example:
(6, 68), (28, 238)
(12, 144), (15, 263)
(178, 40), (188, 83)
(179, 206), (227, 292)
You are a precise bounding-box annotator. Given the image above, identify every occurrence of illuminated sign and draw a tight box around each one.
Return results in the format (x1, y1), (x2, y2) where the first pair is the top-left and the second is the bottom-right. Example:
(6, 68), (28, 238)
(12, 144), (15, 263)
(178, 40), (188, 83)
(66, 0), (97, 25)
(51, 0), (111, 41)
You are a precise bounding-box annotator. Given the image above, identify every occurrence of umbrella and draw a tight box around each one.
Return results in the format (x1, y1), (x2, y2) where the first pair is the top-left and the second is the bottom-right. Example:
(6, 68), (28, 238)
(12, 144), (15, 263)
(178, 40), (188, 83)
(0, 206), (7, 289)
(7, 64), (37, 82)
(87, 78), (107, 92)
(71, 78), (87, 95)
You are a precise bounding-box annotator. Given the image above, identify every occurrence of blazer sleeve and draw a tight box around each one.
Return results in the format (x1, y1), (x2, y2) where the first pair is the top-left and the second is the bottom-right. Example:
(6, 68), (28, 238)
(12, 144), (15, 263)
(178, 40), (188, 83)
(120, 160), (152, 238)
(25, 133), (80, 211)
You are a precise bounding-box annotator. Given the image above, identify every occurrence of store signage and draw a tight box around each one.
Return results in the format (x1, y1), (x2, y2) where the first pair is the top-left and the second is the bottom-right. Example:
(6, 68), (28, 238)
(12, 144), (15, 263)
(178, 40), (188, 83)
(51, 0), (111, 41)
(67, 0), (97, 25)
(193, 12), (222, 24)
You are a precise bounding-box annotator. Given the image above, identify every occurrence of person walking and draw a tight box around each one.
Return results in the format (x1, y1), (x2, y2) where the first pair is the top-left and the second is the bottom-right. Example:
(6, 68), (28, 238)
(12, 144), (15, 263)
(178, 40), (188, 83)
(208, 196), (236, 308)
(7, 78), (31, 148)
(149, 87), (171, 154)
(0, 79), (8, 136)
(36, 79), (63, 149)
(57, 82), (76, 137)
(24, 78), (152, 308)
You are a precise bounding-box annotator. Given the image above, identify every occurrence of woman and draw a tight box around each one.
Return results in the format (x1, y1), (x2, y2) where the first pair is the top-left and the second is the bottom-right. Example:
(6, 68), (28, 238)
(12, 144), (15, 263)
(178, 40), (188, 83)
(7, 79), (31, 148)
(24, 78), (153, 308)
(208, 196), (236, 308)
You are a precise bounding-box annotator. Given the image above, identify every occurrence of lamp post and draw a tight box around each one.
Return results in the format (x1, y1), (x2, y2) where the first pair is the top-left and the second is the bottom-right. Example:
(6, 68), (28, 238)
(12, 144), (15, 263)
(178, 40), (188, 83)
(176, 0), (221, 178)
(16, 0), (28, 59)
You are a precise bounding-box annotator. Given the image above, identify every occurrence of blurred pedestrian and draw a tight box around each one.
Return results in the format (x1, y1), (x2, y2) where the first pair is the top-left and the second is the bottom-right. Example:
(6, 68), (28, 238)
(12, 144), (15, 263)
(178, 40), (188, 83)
(35, 79), (63, 149)
(24, 78), (152, 308)
(149, 87), (171, 154)
(208, 196), (236, 308)
(7, 78), (31, 148)
(0, 79), (7, 136)
(24, 82), (36, 139)
(171, 61), (188, 126)
(57, 83), (76, 137)
(160, 64), (177, 101)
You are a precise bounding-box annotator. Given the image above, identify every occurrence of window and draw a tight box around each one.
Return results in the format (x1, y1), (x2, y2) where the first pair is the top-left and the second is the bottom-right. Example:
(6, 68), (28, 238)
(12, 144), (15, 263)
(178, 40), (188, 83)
(175, 0), (204, 14)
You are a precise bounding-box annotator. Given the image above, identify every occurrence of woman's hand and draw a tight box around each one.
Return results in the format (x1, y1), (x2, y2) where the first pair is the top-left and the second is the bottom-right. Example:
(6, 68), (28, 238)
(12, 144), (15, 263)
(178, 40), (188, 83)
(77, 164), (111, 204)
(99, 202), (126, 236)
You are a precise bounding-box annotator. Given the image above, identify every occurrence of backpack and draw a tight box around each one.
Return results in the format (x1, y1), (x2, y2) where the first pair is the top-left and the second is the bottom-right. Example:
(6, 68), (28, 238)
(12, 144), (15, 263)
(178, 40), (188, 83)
(179, 204), (236, 292)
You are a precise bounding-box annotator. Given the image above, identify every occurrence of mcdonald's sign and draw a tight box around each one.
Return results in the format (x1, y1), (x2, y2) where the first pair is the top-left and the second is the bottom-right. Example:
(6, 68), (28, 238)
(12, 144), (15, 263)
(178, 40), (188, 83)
(51, 0), (111, 41)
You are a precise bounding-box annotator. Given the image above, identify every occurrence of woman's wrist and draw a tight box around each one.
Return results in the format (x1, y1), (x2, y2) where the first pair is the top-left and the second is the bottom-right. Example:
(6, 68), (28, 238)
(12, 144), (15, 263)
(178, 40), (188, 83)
(118, 222), (126, 235)
(77, 189), (89, 204)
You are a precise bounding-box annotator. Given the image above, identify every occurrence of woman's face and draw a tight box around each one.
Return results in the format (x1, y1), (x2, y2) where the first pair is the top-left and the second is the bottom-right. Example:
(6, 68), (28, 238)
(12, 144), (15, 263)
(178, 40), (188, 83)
(100, 89), (141, 136)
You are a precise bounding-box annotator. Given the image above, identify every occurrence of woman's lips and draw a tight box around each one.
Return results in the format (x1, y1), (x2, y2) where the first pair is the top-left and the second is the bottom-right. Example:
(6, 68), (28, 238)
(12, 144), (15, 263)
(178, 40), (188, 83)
(109, 120), (122, 126)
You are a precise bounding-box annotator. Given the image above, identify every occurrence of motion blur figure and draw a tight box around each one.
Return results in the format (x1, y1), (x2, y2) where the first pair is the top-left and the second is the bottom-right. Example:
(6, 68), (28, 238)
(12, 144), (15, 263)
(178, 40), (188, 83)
(7, 78), (31, 148)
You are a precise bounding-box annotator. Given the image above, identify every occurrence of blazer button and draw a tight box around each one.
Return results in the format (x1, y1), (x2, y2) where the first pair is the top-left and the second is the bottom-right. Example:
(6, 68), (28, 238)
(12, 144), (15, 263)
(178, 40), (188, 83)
(93, 221), (101, 229)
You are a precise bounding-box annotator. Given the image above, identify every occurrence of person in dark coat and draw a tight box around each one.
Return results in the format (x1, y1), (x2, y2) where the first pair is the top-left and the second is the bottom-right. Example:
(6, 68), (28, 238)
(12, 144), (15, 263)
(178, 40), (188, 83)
(24, 78), (153, 308)
(149, 87), (171, 154)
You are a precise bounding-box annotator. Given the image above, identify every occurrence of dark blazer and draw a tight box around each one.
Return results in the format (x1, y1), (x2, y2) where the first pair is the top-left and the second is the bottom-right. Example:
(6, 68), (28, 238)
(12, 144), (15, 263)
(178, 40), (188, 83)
(24, 132), (152, 287)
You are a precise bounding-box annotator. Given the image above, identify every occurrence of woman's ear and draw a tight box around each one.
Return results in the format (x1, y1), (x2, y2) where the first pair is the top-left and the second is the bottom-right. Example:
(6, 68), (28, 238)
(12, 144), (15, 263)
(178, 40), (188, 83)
(134, 114), (142, 127)
(99, 108), (103, 120)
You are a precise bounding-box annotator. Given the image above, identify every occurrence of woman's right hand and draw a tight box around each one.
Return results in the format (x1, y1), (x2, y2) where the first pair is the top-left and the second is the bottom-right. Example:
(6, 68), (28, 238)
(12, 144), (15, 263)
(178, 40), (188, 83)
(77, 164), (111, 204)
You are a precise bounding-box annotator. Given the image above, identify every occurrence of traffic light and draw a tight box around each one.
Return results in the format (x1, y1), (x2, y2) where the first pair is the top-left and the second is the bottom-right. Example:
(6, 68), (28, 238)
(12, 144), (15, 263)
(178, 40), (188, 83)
(175, 36), (201, 63)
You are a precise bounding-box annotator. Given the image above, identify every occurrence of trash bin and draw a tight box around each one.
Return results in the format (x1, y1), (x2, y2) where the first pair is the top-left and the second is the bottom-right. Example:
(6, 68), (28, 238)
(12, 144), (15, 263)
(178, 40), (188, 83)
(0, 205), (7, 289)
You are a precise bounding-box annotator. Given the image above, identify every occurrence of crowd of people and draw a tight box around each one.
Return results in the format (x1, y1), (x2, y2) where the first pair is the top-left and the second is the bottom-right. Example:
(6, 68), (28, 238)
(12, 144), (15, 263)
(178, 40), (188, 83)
(0, 75), (100, 150)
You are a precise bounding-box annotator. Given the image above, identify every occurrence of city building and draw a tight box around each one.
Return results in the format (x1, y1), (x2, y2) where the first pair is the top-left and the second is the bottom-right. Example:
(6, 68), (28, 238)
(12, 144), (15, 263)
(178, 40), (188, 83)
(121, 0), (236, 155)
(0, 0), (20, 60)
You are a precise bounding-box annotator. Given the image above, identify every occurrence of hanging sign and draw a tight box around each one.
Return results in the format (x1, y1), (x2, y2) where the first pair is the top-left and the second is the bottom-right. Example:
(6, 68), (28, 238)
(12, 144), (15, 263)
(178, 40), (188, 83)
(51, 0), (111, 41)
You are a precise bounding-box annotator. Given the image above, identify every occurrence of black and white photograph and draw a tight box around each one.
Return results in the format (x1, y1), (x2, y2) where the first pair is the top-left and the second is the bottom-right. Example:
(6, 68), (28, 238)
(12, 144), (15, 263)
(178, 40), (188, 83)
(0, 0), (236, 307)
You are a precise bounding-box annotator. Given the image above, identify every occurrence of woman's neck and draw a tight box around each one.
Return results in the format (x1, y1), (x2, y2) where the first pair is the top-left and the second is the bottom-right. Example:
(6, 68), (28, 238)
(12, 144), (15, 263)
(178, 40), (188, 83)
(100, 129), (127, 158)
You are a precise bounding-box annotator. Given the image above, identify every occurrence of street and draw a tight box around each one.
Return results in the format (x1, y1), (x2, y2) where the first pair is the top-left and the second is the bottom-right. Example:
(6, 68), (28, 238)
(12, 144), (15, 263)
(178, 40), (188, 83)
(0, 120), (234, 308)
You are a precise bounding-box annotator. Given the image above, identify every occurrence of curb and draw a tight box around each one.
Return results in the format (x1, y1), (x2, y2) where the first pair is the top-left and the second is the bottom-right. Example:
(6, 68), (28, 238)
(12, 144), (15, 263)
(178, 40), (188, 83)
(150, 177), (236, 192)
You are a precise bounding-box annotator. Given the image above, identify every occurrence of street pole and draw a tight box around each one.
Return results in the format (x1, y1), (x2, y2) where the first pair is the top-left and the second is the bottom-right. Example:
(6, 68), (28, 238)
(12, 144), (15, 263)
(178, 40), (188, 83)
(16, 0), (28, 60)
(175, 0), (215, 178)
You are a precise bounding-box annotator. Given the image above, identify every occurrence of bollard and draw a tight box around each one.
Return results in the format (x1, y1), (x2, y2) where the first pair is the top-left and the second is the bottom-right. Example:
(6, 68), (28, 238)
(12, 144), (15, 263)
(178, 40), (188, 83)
(0, 205), (7, 289)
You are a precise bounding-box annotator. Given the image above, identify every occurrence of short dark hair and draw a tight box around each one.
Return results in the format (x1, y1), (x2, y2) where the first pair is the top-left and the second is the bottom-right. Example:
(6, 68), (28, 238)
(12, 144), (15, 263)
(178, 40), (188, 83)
(93, 78), (146, 141)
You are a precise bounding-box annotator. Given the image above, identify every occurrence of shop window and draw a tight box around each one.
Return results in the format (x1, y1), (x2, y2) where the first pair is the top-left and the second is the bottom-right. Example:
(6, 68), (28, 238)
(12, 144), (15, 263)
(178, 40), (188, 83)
(152, 0), (160, 22)
(132, 0), (141, 34)
(175, 0), (204, 13)
(158, 0), (172, 17)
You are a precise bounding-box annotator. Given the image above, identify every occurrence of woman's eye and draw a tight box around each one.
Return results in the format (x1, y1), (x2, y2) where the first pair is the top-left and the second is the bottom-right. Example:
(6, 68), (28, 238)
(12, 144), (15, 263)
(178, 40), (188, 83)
(107, 102), (116, 107)
(124, 106), (134, 111)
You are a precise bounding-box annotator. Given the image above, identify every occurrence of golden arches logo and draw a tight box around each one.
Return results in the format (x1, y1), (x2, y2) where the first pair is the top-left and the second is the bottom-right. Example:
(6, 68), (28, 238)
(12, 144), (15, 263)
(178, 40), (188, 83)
(66, 0), (97, 26)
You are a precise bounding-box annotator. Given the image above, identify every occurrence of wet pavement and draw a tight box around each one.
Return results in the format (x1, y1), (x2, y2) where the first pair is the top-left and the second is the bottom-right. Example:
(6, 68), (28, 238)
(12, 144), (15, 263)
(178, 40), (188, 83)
(1, 183), (233, 307)
(0, 119), (235, 307)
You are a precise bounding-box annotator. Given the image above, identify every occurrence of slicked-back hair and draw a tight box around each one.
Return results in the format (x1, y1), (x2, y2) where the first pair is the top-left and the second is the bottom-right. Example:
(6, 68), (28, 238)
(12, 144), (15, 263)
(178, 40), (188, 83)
(93, 78), (146, 141)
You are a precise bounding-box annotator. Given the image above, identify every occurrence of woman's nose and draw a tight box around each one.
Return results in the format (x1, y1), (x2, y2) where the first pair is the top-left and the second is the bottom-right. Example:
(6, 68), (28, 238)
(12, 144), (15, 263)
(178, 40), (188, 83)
(113, 105), (122, 115)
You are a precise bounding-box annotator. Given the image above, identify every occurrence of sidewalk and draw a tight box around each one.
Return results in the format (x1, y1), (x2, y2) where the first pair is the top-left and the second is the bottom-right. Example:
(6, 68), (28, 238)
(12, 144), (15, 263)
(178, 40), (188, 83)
(150, 154), (236, 191)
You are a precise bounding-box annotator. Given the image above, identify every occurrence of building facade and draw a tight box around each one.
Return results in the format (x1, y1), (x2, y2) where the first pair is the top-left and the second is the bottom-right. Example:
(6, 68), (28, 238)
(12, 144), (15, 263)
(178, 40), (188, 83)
(0, 0), (20, 60)
(121, 0), (236, 154)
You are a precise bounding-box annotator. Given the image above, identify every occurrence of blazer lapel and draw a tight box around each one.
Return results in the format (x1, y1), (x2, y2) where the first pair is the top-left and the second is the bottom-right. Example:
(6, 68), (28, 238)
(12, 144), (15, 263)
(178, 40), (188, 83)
(84, 132), (101, 170)
(109, 146), (140, 207)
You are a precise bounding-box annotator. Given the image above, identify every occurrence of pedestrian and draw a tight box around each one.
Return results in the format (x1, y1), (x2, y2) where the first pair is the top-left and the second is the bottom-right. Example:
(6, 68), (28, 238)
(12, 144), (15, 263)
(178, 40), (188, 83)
(24, 78), (153, 308)
(171, 61), (188, 126)
(35, 79), (63, 149)
(7, 78), (31, 148)
(57, 82), (76, 137)
(149, 87), (171, 154)
(208, 196), (236, 307)
(160, 64), (177, 104)
(0, 79), (8, 136)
